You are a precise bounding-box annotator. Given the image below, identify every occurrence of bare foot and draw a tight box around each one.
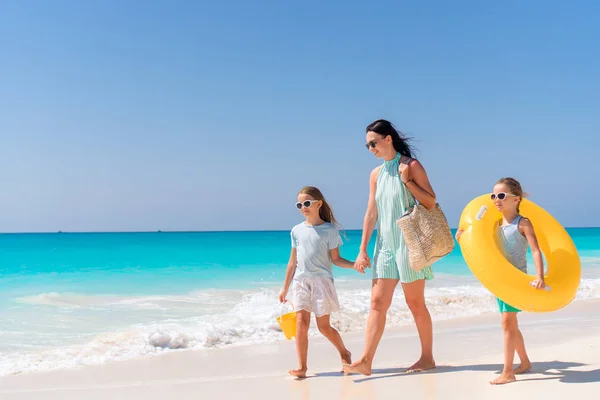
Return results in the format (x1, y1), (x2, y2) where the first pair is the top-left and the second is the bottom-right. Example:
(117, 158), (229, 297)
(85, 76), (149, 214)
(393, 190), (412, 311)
(288, 368), (307, 379)
(489, 372), (516, 385)
(342, 357), (372, 376)
(340, 350), (352, 373)
(405, 357), (436, 373)
(514, 361), (532, 374)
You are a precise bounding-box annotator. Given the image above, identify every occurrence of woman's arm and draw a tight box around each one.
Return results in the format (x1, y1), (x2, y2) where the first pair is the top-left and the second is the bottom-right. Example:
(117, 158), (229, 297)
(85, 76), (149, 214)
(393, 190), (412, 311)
(399, 158), (437, 209)
(356, 167), (380, 272)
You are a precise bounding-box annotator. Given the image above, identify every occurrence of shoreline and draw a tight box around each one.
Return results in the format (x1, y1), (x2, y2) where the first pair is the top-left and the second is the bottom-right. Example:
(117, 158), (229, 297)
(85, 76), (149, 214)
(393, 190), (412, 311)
(2, 279), (600, 378)
(2, 298), (600, 398)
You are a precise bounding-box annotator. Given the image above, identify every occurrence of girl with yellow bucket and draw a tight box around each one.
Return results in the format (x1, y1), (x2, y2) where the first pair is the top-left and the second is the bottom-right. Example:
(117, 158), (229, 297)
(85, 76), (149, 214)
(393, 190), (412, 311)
(456, 178), (547, 385)
(278, 186), (359, 379)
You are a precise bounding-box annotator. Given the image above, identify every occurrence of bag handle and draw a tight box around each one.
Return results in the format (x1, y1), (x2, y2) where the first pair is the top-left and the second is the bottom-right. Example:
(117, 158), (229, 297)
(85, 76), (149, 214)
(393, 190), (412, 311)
(279, 301), (295, 320)
(399, 156), (416, 208)
(398, 156), (435, 206)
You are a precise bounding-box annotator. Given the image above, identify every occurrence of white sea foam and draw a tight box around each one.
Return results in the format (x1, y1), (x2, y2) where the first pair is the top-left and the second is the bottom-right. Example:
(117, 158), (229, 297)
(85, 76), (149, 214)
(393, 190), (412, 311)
(2, 273), (600, 376)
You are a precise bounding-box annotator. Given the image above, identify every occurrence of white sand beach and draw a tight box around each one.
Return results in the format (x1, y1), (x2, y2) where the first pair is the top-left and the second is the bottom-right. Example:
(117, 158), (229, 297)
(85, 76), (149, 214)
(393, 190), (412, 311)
(1, 299), (599, 399)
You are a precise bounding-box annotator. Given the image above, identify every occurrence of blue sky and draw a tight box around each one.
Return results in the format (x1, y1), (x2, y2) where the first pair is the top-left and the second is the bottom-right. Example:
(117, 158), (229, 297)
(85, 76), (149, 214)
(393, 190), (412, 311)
(0, 1), (598, 232)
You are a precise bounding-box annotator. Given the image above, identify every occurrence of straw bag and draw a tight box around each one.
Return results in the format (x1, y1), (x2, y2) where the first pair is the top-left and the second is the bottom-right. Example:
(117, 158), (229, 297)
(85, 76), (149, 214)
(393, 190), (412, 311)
(396, 159), (454, 271)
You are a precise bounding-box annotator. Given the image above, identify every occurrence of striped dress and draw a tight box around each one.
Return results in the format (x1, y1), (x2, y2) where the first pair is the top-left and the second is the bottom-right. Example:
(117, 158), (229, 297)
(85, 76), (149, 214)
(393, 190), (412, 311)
(372, 152), (434, 282)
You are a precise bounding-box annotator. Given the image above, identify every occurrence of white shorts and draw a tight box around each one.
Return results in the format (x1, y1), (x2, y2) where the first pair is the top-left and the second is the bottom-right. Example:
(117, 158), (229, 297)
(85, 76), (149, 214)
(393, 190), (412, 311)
(292, 276), (340, 317)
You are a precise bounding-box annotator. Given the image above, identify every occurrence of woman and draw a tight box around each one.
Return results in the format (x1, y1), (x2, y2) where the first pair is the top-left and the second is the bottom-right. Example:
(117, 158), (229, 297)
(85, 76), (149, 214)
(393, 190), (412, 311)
(343, 119), (437, 376)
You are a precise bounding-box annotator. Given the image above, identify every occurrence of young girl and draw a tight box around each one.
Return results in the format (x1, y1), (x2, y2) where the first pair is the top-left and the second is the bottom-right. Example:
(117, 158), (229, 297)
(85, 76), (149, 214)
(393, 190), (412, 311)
(279, 186), (359, 378)
(456, 177), (546, 385)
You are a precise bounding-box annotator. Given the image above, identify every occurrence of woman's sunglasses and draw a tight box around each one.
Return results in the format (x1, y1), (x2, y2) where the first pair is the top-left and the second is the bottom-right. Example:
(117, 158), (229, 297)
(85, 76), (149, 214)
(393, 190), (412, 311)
(365, 140), (377, 150)
(490, 192), (517, 201)
(296, 200), (319, 209)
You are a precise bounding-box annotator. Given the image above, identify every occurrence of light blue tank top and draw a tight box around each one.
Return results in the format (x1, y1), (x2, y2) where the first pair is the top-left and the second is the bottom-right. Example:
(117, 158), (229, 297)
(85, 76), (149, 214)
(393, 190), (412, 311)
(498, 215), (528, 273)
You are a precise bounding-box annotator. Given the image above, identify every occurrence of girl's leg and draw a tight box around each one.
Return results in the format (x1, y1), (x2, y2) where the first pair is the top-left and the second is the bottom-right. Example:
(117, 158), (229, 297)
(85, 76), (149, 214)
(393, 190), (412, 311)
(402, 279), (435, 372)
(514, 322), (532, 374)
(343, 279), (399, 376)
(290, 310), (311, 378)
(490, 312), (518, 385)
(315, 314), (351, 367)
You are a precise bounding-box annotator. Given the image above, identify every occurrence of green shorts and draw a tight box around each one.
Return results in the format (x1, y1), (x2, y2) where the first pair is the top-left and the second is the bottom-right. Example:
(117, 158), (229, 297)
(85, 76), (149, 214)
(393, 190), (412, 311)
(497, 297), (521, 313)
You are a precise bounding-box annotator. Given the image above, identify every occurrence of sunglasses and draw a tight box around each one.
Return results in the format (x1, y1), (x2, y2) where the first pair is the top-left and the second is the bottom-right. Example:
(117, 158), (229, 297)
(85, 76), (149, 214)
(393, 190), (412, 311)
(365, 140), (377, 150)
(490, 192), (517, 201)
(295, 200), (319, 209)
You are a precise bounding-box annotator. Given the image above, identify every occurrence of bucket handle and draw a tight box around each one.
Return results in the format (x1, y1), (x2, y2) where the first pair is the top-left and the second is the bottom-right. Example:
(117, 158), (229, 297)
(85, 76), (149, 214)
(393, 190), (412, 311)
(279, 300), (295, 320)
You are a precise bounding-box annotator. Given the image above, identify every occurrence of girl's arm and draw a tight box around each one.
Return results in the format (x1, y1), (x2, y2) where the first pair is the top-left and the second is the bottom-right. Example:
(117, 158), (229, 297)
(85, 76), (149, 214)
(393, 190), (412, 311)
(399, 158), (437, 210)
(279, 248), (297, 303)
(356, 167), (380, 272)
(520, 218), (546, 289)
(330, 247), (362, 273)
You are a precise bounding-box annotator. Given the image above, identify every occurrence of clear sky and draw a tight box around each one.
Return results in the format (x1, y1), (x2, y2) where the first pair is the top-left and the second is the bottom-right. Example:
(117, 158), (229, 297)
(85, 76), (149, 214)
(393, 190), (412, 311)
(1, 1), (598, 232)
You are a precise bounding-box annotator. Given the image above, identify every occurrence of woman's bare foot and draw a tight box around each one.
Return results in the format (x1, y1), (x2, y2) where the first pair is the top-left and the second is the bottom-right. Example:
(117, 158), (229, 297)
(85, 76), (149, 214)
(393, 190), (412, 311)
(514, 361), (532, 374)
(489, 372), (516, 385)
(342, 357), (372, 376)
(288, 368), (307, 379)
(405, 357), (436, 373)
(340, 350), (352, 372)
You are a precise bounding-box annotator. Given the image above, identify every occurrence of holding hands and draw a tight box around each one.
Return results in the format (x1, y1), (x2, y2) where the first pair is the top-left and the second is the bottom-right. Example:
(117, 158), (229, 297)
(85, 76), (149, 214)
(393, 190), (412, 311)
(354, 251), (371, 274)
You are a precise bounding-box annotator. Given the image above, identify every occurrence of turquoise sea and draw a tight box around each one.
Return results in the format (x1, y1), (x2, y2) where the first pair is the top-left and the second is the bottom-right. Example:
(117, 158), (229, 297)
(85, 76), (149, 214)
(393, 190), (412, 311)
(1, 228), (599, 375)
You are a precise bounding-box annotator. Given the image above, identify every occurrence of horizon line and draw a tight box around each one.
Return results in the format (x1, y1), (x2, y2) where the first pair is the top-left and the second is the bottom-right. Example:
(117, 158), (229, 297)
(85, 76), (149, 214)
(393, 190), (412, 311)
(0, 226), (596, 234)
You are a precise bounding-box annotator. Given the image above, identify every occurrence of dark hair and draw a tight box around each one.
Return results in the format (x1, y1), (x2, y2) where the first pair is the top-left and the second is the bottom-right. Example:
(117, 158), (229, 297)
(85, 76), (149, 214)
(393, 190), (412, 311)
(496, 177), (528, 213)
(366, 119), (415, 157)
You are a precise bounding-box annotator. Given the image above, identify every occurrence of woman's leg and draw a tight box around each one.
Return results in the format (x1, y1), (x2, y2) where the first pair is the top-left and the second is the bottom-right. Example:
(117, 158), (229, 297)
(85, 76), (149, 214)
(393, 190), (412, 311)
(402, 279), (435, 372)
(343, 278), (399, 376)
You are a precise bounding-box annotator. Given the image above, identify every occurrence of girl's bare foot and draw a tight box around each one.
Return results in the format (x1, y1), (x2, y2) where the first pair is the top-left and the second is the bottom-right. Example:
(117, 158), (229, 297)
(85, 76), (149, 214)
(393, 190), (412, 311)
(342, 357), (372, 376)
(514, 361), (532, 374)
(340, 350), (352, 373)
(341, 350), (352, 364)
(489, 372), (516, 385)
(288, 368), (307, 379)
(405, 356), (436, 373)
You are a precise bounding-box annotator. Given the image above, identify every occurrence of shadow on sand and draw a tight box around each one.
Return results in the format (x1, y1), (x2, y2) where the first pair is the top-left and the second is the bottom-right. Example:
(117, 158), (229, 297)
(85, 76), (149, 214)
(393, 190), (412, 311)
(349, 361), (600, 384)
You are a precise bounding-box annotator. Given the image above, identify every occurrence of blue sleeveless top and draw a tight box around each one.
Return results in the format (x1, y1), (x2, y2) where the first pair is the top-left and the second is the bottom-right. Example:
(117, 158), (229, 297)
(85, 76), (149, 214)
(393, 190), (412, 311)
(498, 215), (528, 273)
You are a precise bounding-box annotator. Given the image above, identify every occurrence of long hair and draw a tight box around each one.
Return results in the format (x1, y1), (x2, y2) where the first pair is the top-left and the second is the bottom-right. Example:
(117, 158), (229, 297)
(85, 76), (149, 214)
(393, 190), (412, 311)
(496, 177), (528, 213)
(298, 186), (338, 225)
(366, 119), (415, 157)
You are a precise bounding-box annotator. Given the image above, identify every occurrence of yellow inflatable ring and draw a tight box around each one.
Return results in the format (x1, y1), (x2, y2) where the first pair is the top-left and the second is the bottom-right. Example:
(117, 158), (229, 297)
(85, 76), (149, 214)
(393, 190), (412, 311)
(458, 194), (581, 312)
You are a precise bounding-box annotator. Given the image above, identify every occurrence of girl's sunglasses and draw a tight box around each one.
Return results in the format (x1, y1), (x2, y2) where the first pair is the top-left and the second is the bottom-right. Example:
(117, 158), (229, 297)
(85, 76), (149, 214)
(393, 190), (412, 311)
(490, 192), (516, 201)
(365, 140), (377, 150)
(296, 200), (319, 209)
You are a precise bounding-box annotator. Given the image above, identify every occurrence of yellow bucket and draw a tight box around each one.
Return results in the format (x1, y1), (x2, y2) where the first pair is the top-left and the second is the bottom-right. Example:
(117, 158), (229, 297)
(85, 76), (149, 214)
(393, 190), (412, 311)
(276, 302), (297, 340)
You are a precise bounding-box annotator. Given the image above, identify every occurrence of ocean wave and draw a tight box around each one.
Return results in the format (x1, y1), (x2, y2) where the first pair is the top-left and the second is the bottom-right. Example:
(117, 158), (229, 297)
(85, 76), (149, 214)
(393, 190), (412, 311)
(4, 277), (600, 376)
(16, 289), (246, 312)
(580, 256), (600, 266)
